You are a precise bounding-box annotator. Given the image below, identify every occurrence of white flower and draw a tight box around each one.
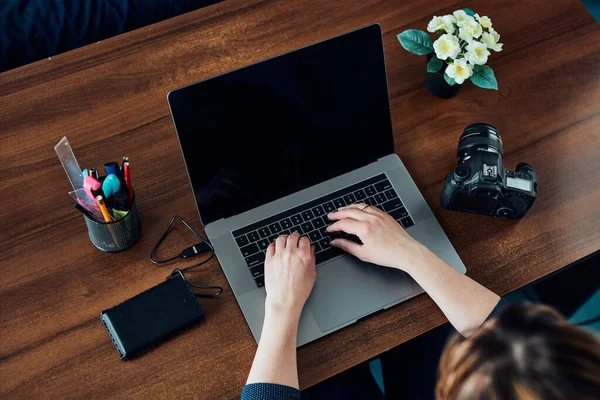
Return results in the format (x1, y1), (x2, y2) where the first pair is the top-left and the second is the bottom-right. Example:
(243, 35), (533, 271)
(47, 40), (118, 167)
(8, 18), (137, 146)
(446, 58), (473, 84)
(427, 15), (456, 34)
(475, 13), (492, 29)
(453, 10), (474, 27)
(464, 41), (490, 65)
(482, 28), (503, 52)
(458, 19), (483, 42)
(427, 16), (444, 32)
(433, 34), (460, 60)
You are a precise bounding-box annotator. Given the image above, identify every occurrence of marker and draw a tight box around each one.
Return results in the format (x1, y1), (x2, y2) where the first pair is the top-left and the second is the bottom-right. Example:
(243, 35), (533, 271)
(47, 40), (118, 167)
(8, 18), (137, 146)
(104, 162), (119, 176)
(123, 161), (133, 206)
(84, 176), (102, 201)
(102, 174), (121, 198)
(112, 191), (129, 212)
(96, 195), (113, 223)
(73, 202), (96, 220)
(89, 168), (99, 179)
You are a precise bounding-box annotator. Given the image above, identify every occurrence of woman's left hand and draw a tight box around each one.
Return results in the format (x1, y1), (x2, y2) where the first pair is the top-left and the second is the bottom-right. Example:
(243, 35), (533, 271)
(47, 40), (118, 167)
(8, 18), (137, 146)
(264, 231), (316, 319)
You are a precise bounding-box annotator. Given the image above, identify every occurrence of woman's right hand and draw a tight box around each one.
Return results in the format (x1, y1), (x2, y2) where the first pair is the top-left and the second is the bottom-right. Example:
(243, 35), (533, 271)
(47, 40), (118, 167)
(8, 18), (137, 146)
(327, 203), (431, 273)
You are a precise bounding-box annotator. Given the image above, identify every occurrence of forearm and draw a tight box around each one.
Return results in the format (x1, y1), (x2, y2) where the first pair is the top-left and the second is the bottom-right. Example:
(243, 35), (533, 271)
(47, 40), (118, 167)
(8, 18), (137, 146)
(404, 245), (500, 336)
(246, 306), (300, 388)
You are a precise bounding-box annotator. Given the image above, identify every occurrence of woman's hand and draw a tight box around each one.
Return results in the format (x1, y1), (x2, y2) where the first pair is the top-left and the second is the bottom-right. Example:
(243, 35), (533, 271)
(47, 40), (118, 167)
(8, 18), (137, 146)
(327, 203), (502, 337)
(327, 203), (429, 273)
(264, 232), (316, 319)
(247, 232), (315, 388)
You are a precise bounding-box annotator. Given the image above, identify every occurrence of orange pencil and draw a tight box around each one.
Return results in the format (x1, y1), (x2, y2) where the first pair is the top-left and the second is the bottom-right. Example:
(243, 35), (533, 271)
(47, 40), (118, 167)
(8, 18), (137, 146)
(96, 195), (113, 223)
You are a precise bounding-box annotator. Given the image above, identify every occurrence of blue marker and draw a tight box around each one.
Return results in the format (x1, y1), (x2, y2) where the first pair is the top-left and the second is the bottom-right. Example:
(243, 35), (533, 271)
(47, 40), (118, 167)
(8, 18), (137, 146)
(104, 162), (119, 176)
(102, 174), (121, 198)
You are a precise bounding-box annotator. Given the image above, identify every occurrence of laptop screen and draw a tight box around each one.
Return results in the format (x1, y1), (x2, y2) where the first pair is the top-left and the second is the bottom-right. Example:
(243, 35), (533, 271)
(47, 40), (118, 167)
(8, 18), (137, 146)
(169, 24), (394, 225)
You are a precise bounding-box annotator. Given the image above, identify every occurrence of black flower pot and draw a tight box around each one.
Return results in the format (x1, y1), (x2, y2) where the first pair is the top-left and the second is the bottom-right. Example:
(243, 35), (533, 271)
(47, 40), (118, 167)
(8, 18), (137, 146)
(425, 54), (461, 98)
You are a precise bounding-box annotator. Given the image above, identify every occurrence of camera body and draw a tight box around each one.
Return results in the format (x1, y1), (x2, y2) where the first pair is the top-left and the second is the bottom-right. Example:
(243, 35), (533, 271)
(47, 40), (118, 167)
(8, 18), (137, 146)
(441, 123), (538, 219)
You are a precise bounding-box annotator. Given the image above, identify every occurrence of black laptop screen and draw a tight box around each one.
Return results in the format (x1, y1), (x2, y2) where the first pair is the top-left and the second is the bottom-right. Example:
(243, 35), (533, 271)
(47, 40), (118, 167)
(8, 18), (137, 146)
(169, 24), (394, 224)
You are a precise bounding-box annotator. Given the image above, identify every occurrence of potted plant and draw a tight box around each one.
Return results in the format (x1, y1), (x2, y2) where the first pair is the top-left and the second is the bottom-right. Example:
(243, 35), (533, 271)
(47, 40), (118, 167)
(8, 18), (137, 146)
(397, 8), (503, 98)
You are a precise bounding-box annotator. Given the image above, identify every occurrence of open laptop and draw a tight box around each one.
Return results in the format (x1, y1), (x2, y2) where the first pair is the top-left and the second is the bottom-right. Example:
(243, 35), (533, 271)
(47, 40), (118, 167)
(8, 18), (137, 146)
(167, 24), (466, 346)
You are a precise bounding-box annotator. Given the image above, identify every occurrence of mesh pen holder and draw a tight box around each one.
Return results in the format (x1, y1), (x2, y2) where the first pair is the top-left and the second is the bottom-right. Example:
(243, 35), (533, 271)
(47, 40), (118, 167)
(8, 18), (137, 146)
(84, 195), (141, 253)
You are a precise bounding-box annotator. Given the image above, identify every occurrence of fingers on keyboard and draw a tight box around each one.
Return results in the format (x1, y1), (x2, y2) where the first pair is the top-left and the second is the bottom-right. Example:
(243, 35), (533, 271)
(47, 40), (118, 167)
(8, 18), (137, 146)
(232, 175), (414, 285)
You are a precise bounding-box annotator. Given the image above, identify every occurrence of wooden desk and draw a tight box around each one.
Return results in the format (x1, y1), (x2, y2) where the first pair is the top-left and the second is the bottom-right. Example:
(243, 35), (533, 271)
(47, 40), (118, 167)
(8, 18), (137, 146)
(1, 0), (599, 398)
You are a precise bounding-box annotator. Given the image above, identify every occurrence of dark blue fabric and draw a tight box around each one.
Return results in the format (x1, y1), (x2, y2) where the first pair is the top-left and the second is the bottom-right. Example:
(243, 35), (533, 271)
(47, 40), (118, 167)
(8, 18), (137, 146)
(241, 361), (385, 400)
(241, 383), (301, 400)
(0, 0), (220, 72)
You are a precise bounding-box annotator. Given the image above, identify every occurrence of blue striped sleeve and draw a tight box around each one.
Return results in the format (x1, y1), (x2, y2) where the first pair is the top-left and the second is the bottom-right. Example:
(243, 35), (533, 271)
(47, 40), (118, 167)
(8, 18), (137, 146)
(241, 383), (300, 400)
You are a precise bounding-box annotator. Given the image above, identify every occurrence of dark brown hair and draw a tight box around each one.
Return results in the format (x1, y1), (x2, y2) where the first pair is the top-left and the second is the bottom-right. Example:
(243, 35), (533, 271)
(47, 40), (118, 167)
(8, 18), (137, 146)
(436, 302), (600, 400)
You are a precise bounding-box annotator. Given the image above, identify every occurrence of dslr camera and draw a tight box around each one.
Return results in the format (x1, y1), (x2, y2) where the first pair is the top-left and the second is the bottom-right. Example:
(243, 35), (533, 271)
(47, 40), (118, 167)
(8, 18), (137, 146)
(441, 123), (538, 219)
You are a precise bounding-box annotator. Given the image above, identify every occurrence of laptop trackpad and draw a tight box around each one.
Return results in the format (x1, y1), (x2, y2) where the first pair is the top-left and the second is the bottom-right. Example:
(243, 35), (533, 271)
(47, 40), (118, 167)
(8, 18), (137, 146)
(307, 255), (414, 332)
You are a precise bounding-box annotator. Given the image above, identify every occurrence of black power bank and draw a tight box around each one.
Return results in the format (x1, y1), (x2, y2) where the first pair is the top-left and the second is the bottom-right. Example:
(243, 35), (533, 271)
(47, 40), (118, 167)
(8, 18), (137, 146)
(101, 274), (205, 360)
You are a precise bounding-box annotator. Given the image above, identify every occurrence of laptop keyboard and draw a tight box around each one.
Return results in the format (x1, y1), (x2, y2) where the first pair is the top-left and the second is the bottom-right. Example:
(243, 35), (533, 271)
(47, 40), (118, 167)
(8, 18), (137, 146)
(232, 174), (414, 288)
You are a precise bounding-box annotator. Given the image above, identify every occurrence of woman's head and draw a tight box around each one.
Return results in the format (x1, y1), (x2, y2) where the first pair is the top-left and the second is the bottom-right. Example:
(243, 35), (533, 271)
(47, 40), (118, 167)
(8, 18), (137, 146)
(436, 302), (600, 400)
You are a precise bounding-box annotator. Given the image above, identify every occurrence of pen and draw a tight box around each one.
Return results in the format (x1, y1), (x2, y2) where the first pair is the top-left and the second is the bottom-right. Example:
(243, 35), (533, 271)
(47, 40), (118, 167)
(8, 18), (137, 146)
(123, 161), (133, 206)
(120, 157), (128, 180)
(96, 195), (113, 223)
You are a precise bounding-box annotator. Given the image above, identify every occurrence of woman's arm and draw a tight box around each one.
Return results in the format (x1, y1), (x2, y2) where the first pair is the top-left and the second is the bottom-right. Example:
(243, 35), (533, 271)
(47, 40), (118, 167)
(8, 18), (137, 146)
(328, 204), (500, 336)
(246, 306), (302, 387)
(397, 248), (500, 335)
(246, 232), (316, 388)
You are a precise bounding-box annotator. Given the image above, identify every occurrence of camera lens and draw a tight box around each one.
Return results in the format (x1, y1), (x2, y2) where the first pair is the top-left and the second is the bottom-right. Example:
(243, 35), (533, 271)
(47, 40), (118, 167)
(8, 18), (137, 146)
(457, 123), (503, 160)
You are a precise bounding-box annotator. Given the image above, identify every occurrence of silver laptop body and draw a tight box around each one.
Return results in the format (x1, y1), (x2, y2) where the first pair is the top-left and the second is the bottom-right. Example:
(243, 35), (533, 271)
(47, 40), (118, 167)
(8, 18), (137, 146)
(168, 24), (466, 346)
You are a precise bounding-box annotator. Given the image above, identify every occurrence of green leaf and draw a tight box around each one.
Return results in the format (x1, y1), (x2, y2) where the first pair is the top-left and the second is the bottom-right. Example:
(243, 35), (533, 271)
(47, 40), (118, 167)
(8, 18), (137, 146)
(463, 8), (476, 16)
(470, 65), (498, 90)
(444, 71), (456, 86)
(397, 29), (433, 55)
(427, 55), (444, 73)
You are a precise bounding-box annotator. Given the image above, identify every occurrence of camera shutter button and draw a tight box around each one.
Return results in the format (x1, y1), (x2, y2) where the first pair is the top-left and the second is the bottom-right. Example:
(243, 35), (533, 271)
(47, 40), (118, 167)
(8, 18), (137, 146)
(454, 167), (470, 181)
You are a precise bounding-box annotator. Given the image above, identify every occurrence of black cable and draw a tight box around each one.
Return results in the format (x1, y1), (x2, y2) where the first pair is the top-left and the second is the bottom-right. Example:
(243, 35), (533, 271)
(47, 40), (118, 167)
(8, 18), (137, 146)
(150, 215), (213, 264)
(167, 268), (223, 298)
(149, 215), (223, 298)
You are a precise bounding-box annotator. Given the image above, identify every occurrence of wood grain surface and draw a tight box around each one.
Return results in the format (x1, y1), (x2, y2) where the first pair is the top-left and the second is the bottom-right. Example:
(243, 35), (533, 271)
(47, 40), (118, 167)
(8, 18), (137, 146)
(1, 0), (599, 398)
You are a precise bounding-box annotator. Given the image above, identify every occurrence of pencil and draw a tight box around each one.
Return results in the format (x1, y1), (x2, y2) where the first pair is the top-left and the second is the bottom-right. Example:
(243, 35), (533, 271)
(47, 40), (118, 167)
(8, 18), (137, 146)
(96, 195), (113, 223)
